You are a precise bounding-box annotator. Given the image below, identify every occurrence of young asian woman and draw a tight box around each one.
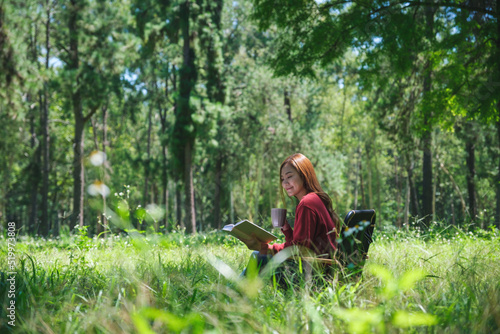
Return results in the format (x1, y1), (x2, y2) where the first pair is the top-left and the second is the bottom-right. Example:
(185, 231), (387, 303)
(240, 153), (340, 281)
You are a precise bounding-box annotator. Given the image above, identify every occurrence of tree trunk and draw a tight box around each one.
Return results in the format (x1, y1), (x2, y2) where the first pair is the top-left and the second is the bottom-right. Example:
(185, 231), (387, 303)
(29, 95), (40, 235)
(440, 162), (467, 218)
(69, 0), (85, 228)
(40, 83), (50, 235)
(254, 162), (261, 222)
(213, 154), (222, 229)
(432, 155), (437, 218)
(73, 113), (85, 227)
(366, 143), (373, 209)
(153, 183), (159, 231)
(434, 166), (441, 218)
(422, 131), (433, 224)
(143, 101), (153, 228)
(184, 141), (196, 233)
(466, 126), (477, 221)
(40, 0), (51, 237)
(51, 169), (62, 236)
(497, 120), (500, 226)
(159, 63), (174, 231)
(395, 155), (402, 228)
(375, 151), (381, 214)
(353, 156), (358, 210)
(496, 0), (500, 228)
(359, 148), (366, 208)
(177, 0), (197, 232)
(407, 156), (420, 217)
(102, 105), (108, 232)
(162, 145), (169, 230)
(404, 174), (410, 228)
(203, 0), (225, 230)
(284, 89), (292, 121)
(27, 7), (40, 236)
(451, 197), (456, 226)
(176, 179), (182, 228)
(340, 82), (347, 152)
(421, 5), (435, 227)
(230, 182), (234, 224)
(91, 117), (99, 150)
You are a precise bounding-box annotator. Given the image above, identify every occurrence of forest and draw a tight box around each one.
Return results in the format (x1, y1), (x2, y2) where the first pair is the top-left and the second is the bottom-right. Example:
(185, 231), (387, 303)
(0, 0), (498, 235)
(0, 0), (499, 333)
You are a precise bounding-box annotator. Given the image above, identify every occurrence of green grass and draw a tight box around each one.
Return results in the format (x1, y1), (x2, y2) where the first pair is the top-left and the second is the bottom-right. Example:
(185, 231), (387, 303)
(1, 225), (499, 333)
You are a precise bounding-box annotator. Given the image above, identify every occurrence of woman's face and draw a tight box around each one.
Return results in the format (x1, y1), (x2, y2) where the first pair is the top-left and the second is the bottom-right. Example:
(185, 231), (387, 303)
(281, 163), (308, 200)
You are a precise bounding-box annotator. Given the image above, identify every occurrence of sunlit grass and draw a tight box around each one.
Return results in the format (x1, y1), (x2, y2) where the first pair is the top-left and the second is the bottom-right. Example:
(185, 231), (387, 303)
(1, 226), (499, 333)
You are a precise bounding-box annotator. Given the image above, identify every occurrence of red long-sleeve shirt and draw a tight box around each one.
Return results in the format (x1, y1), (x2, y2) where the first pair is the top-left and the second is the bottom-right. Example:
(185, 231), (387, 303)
(264, 192), (337, 257)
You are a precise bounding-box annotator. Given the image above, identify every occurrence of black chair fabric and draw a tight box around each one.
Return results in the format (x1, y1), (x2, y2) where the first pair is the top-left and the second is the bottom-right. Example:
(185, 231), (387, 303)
(338, 209), (376, 267)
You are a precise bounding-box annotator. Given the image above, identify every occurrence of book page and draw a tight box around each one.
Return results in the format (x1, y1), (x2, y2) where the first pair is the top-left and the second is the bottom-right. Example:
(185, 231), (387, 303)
(233, 220), (277, 243)
(222, 224), (234, 232)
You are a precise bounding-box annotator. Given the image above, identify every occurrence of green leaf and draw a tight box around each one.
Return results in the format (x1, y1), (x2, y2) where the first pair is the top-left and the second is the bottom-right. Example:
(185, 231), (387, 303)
(335, 308), (384, 333)
(136, 307), (205, 333)
(131, 313), (155, 334)
(366, 264), (393, 285)
(398, 269), (427, 291)
(392, 311), (438, 328)
(135, 207), (147, 221)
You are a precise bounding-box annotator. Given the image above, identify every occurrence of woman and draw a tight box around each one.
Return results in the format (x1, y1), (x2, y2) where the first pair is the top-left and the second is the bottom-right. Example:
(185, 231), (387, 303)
(242, 153), (340, 277)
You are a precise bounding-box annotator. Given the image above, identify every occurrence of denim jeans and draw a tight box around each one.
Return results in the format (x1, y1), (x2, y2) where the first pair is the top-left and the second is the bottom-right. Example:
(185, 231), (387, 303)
(241, 251), (333, 289)
(240, 251), (271, 277)
(241, 251), (304, 289)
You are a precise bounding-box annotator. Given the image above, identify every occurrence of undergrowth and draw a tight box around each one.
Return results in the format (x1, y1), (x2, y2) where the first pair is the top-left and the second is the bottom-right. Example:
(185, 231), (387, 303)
(0, 224), (499, 333)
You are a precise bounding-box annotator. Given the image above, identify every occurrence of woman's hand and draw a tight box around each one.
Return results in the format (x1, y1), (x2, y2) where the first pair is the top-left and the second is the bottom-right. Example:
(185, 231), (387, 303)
(281, 220), (291, 231)
(240, 234), (268, 253)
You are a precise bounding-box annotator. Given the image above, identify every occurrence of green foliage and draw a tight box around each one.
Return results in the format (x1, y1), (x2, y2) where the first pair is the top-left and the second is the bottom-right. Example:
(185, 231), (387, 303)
(1, 227), (499, 332)
(332, 263), (438, 332)
(0, 0), (498, 243)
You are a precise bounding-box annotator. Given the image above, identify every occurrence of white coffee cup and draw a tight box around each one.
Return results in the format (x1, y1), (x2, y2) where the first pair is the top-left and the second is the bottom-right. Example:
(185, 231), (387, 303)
(271, 208), (287, 228)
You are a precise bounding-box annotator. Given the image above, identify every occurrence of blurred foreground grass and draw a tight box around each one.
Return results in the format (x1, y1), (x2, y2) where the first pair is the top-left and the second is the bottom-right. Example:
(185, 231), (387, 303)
(1, 225), (499, 333)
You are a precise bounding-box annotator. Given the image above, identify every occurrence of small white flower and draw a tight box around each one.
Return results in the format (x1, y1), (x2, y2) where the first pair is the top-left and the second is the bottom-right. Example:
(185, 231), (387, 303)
(89, 151), (106, 166)
(145, 204), (164, 221)
(343, 227), (355, 237)
(87, 181), (110, 197)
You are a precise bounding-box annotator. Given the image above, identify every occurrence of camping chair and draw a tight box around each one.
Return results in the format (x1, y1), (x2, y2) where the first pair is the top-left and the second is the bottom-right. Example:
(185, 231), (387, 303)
(337, 209), (376, 269)
(294, 209), (376, 282)
(272, 210), (376, 287)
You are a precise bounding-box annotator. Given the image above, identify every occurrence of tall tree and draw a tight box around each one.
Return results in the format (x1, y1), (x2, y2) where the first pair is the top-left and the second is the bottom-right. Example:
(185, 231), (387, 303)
(132, 0), (180, 230)
(198, 0), (226, 229)
(67, 0), (91, 227)
(26, 4), (42, 234)
(40, 0), (54, 236)
(493, 0), (500, 227)
(55, 0), (133, 227)
(465, 122), (478, 220)
(421, 5), (437, 225)
(172, 0), (198, 232)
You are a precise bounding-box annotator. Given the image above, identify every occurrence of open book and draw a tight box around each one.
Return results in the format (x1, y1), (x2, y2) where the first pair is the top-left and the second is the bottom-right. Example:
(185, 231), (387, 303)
(222, 219), (277, 244)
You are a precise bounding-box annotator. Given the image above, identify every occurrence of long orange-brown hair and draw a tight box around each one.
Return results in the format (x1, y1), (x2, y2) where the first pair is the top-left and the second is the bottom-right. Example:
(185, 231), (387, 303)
(279, 153), (340, 233)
